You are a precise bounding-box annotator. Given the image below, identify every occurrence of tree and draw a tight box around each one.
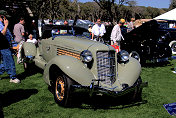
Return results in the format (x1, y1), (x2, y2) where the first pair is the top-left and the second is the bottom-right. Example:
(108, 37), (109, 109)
(169, 0), (176, 10)
(0, 0), (168, 23)
(93, 0), (136, 24)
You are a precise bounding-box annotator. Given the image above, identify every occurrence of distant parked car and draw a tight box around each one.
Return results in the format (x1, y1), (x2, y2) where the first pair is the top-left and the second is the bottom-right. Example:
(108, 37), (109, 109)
(158, 27), (176, 54)
(121, 20), (172, 64)
(21, 24), (147, 107)
(68, 19), (94, 29)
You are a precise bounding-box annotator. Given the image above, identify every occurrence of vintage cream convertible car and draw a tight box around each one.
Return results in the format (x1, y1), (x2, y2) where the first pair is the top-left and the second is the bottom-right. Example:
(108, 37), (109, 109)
(22, 25), (147, 107)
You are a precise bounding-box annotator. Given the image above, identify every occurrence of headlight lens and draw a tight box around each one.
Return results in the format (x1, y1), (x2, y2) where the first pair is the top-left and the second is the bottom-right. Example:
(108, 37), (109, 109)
(81, 50), (93, 63)
(117, 50), (129, 62)
(161, 36), (165, 39)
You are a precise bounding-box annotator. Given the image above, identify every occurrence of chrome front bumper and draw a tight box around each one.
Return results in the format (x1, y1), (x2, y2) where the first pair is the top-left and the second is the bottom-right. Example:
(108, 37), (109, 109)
(71, 81), (148, 97)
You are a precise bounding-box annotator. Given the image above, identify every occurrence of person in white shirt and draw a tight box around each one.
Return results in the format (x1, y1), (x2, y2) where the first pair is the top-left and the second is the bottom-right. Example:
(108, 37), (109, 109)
(110, 19), (125, 50)
(26, 34), (37, 44)
(91, 19), (106, 41)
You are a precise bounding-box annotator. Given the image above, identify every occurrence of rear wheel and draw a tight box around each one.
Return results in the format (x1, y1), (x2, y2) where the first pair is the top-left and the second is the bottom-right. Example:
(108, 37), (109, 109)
(21, 48), (30, 72)
(23, 57), (35, 73)
(23, 62), (30, 71)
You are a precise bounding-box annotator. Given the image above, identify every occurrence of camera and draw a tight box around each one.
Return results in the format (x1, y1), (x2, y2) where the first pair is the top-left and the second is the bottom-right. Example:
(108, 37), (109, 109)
(1, 16), (4, 21)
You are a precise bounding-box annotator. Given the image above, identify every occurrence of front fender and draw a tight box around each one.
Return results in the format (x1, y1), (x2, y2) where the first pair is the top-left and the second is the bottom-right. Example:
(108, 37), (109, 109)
(118, 57), (141, 87)
(43, 55), (96, 86)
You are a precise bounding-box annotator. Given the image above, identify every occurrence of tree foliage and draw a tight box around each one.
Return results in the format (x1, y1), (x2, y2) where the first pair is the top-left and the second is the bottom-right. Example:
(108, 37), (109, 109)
(169, 0), (176, 10)
(93, 0), (137, 24)
(0, 0), (169, 22)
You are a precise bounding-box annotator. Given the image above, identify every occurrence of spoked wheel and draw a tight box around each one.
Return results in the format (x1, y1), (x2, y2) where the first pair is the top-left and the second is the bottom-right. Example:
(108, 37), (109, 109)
(55, 76), (65, 102)
(54, 73), (77, 107)
(130, 51), (140, 62)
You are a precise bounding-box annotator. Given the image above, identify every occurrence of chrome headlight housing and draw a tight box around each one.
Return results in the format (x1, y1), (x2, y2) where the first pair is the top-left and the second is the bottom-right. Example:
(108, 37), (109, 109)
(117, 50), (129, 63)
(80, 50), (93, 63)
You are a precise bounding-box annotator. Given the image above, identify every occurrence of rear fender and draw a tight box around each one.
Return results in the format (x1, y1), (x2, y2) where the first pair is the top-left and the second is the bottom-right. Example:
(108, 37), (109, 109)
(43, 55), (96, 86)
(22, 42), (37, 57)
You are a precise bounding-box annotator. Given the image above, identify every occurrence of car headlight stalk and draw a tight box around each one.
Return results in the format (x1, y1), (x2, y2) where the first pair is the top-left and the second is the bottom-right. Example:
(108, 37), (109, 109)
(117, 50), (129, 63)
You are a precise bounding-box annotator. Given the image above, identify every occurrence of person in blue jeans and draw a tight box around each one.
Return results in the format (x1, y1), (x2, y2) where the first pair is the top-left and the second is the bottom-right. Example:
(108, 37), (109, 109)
(0, 11), (20, 83)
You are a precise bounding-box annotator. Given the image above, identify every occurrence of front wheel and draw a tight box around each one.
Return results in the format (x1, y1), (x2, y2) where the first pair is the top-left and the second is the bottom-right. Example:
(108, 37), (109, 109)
(124, 77), (142, 103)
(132, 77), (142, 102)
(54, 73), (75, 107)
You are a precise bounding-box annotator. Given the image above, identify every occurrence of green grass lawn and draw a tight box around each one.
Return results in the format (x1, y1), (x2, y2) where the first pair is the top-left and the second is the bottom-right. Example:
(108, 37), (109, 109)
(0, 57), (176, 118)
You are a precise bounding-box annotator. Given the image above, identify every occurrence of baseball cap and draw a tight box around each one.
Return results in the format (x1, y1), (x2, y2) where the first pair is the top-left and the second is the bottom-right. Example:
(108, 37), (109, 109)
(0, 10), (11, 17)
(119, 19), (125, 23)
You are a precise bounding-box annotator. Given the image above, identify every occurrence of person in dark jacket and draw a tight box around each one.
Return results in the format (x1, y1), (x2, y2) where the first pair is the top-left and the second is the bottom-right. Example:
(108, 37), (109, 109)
(0, 11), (20, 83)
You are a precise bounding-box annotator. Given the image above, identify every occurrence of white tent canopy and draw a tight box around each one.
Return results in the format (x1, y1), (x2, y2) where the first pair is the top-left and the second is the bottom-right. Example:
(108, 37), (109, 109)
(154, 8), (176, 20)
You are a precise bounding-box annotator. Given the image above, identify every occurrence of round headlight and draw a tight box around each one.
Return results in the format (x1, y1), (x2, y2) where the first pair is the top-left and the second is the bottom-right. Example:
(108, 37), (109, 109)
(161, 36), (165, 39)
(84, 56), (92, 62)
(118, 50), (129, 62)
(81, 50), (93, 63)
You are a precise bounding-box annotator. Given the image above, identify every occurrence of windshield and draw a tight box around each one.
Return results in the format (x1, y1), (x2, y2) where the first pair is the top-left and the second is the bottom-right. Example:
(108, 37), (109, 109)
(42, 25), (90, 39)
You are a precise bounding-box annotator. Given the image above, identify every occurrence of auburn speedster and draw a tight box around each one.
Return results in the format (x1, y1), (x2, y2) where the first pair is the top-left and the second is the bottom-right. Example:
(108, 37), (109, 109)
(22, 25), (147, 107)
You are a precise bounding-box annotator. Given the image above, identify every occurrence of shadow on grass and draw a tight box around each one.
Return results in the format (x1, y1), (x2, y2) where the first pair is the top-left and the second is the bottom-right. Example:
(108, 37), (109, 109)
(142, 61), (172, 68)
(0, 89), (38, 118)
(0, 93), (4, 118)
(171, 67), (175, 71)
(79, 95), (148, 110)
(0, 64), (42, 81)
(60, 91), (148, 109)
(1, 89), (38, 107)
(17, 64), (43, 80)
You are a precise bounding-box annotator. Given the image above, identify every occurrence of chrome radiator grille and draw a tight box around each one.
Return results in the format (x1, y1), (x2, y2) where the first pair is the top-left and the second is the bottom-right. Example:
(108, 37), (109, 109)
(96, 51), (116, 85)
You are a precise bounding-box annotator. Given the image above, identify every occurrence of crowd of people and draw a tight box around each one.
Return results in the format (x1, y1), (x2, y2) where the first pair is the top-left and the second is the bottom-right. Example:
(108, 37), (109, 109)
(89, 18), (135, 49)
(0, 10), (37, 83)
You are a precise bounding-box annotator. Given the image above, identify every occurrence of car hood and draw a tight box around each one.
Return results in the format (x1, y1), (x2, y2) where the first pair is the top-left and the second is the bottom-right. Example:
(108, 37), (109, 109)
(49, 36), (114, 52)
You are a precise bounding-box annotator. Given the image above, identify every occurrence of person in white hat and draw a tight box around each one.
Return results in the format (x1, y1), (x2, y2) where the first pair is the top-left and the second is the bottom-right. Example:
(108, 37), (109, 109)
(110, 19), (125, 50)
